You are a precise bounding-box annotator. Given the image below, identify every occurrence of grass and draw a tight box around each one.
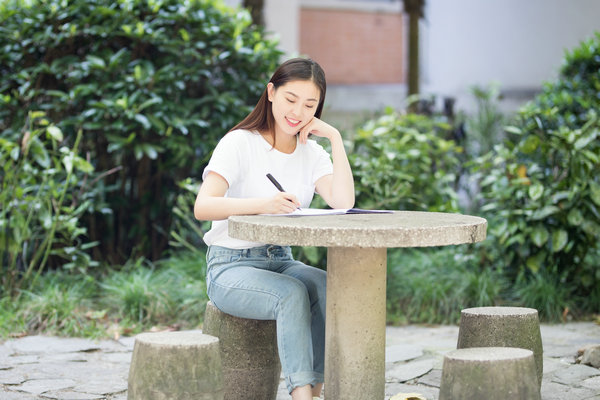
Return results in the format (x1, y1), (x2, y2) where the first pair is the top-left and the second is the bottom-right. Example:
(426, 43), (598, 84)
(1, 245), (597, 340)
(386, 247), (508, 325)
(0, 250), (208, 340)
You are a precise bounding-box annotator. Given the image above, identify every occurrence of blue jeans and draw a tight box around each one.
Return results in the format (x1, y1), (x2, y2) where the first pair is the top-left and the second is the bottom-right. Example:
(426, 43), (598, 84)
(206, 245), (326, 393)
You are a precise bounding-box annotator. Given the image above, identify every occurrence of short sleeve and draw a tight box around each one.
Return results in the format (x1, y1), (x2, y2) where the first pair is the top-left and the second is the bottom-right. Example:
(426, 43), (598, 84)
(202, 131), (245, 187)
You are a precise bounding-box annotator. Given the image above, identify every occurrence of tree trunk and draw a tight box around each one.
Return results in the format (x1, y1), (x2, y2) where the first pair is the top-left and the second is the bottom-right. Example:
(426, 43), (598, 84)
(243, 0), (265, 26)
(403, 0), (425, 97)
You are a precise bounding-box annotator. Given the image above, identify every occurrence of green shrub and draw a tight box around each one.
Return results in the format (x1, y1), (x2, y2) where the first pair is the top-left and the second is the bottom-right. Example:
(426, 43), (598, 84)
(0, 250), (207, 339)
(472, 33), (600, 319)
(350, 108), (462, 213)
(100, 252), (207, 328)
(466, 83), (506, 157)
(17, 271), (104, 337)
(1, 111), (97, 295)
(0, 0), (282, 264)
(386, 247), (506, 325)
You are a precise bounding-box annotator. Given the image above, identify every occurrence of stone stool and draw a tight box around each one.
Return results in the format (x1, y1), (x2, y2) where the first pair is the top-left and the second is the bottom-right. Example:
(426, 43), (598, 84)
(457, 306), (543, 386)
(439, 347), (541, 400)
(127, 331), (223, 400)
(203, 301), (281, 400)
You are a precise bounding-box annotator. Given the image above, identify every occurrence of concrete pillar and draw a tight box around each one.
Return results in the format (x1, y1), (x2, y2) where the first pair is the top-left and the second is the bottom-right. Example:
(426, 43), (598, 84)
(439, 347), (541, 400)
(457, 306), (543, 387)
(203, 302), (281, 400)
(127, 331), (223, 400)
(325, 247), (387, 400)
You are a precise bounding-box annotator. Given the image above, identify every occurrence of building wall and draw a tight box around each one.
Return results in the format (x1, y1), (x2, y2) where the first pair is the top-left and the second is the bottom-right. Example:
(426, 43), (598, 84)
(424, 0), (600, 112)
(264, 0), (299, 55)
(224, 0), (600, 112)
(299, 7), (404, 85)
(223, 0), (300, 55)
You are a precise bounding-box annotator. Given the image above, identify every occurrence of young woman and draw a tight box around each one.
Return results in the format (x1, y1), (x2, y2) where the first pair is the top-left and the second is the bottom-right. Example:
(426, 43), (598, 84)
(194, 58), (354, 400)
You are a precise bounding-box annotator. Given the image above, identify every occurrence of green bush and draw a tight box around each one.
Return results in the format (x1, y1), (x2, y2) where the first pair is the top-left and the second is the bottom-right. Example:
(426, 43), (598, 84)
(100, 252), (207, 328)
(1, 111), (97, 295)
(386, 247), (507, 325)
(0, 0), (282, 264)
(472, 33), (600, 318)
(0, 250), (207, 339)
(17, 272), (103, 338)
(351, 108), (462, 213)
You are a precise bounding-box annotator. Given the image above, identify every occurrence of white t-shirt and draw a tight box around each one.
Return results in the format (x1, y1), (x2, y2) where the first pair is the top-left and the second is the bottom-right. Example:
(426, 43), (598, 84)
(201, 129), (334, 248)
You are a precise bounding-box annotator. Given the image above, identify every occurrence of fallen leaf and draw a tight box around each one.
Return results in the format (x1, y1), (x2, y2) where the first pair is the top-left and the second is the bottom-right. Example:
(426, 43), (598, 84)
(390, 393), (426, 400)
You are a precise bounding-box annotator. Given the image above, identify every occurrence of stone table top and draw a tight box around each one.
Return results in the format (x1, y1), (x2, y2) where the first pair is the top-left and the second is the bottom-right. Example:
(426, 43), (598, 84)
(229, 211), (487, 248)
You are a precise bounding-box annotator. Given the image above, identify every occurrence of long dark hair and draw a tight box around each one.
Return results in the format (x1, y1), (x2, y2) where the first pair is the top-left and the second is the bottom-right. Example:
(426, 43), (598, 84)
(230, 58), (327, 142)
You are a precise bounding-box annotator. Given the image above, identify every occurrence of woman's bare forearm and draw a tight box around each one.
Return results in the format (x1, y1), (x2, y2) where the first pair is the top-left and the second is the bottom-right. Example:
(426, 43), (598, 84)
(194, 195), (267, 221)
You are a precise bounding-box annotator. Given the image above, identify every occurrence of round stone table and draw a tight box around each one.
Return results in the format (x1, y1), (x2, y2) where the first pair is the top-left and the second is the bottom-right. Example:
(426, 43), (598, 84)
(228, 211), (487, 400)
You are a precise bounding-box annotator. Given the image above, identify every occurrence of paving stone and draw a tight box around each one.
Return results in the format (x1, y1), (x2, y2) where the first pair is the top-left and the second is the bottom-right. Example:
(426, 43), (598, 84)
(543, 356), (575, 376)
(386, 344), (424, 363)
(416, 368), (442, 388)
(96, 352), (131, 364)
(2, 322), (600, 400)
(386, 359), (434, 383)
(0, 345), (12, 355)
(0, 390), (40, 399)
(93, 339), (133, 353)
(0, 368), (27, 385)
(3, 355), (40, 365)
(70, 379), (128, 396)
(116, 337), (136, 351)
(41, 390), (105, 399)
(552, 363), (600, 385)
(541, 380), (599, 400)
(14, 378), (76, 395)
(6, 337), (100, 355)
(581, 375), (600, 391)
(544, 345), (578, 358)
(38, 353), (88, 363)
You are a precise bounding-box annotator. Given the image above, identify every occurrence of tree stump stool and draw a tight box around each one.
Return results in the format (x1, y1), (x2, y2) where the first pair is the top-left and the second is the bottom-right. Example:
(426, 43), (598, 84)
(203, 301), (281, 400)
(457, 306), (543, 387)
(127, 331), (224, 400)
(439, 347), (541, 400)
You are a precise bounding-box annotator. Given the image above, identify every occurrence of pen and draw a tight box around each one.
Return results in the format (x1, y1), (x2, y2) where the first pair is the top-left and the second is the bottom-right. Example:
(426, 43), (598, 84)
(266, 173), (285, 192)
(266, 173), (301, 210)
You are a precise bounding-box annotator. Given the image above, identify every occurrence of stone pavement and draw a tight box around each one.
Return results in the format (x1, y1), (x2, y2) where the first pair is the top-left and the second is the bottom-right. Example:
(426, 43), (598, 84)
(1, 322), (599, 400)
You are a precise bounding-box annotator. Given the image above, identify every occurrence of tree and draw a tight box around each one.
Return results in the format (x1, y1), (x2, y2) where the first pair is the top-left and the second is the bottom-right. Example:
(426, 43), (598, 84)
(0, 0), (282, 264)
(403, 0), (425, 97)
(243, 0), (264, 26)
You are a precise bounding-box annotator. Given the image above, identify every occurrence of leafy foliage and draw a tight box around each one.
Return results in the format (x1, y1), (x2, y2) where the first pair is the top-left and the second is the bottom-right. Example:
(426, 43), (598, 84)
(0, 111), (97, 295)
(1, 251), (208, 339)
(386, 248), (507, 325)
(351, 108), (462, 213)
(0, 0), (282, 264)
(472, 32), (600, 317)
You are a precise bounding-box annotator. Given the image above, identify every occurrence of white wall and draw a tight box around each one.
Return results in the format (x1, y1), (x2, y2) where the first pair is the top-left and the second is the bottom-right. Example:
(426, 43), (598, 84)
(423, 0), (600, 112)
(222, 0), (299, 56)
(264, 0), (299, 56)
(225, 0), (600, 113)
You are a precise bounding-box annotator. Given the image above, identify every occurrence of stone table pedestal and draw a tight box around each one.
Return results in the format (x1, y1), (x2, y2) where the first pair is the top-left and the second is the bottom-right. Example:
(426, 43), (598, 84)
(229, 211), (487, 400)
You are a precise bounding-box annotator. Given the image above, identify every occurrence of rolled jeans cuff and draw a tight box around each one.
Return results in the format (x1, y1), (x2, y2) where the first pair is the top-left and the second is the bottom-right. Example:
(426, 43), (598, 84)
(286, 371), (324, 394)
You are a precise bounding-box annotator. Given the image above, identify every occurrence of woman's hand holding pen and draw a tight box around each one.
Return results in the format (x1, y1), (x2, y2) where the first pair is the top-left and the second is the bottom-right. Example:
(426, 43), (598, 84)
(264, 191), (300, 214)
